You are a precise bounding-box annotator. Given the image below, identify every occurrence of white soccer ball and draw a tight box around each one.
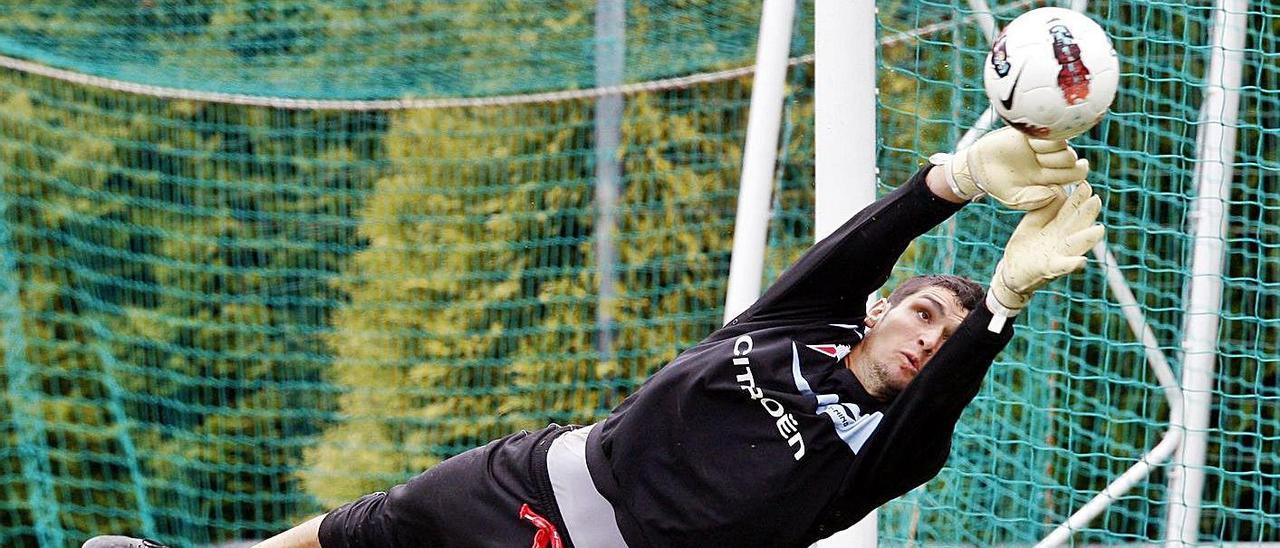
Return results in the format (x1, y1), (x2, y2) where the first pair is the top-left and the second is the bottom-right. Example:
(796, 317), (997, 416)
(983, 7), (1120, 140)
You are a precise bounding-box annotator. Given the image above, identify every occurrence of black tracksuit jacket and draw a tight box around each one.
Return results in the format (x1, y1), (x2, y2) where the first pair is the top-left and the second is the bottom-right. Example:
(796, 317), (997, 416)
(583, 165), (1017, 547)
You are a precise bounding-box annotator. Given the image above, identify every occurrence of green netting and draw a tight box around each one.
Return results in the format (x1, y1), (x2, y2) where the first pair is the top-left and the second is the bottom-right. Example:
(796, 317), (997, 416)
(0, 0), (806, 100)
(876, 0), (1279, 545)
(0, 1), (1276, 547)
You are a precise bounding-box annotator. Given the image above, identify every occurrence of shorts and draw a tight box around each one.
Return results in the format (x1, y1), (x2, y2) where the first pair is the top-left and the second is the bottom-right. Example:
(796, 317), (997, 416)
(318, 424), (579, 548)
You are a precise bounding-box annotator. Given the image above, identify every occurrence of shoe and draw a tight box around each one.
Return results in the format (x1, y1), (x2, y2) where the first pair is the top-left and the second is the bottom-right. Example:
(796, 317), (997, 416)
(81, 536), (169, 548)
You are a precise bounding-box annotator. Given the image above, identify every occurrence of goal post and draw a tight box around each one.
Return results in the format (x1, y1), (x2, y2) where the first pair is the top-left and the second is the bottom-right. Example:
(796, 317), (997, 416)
(0, 2), (1276, 546)
(722, 0), (797, 325)
(813, 0), (879, 545)
(1165, 0), (1249, 543)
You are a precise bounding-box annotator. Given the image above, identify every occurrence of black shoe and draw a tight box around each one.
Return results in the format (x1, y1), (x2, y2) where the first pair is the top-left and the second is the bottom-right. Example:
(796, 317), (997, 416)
(81, 536), (169, 548)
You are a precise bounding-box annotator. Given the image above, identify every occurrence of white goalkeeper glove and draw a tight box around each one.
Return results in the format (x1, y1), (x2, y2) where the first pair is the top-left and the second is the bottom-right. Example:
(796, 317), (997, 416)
(987, 182), (1105, 331)
(935, 127), (1090, 210)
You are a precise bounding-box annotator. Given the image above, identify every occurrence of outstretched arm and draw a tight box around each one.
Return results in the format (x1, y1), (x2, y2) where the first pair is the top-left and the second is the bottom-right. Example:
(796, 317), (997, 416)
(730, 129), (1089, 329)
(836, 182), (1106, 519)
(842, 301), (1015, 509)
(732, 165), (966, 327)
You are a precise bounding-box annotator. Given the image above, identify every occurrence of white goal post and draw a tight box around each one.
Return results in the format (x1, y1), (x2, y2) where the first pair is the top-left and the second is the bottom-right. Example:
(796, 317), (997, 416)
(812, 0), (879, 544)
(720, 4), (877, 542)
(726, 0), (1249, 546)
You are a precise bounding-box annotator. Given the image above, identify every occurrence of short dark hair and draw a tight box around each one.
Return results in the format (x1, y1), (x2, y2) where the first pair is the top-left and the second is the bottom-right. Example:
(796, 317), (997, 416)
(886, 274), (984, 312)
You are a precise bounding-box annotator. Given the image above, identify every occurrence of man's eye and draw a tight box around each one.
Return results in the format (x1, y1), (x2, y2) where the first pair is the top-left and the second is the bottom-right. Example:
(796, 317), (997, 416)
(918, 310), (930, 321)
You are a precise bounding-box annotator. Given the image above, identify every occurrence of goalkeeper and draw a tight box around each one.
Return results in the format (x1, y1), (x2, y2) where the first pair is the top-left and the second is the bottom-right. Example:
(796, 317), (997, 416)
(86, 128), (1103, 548)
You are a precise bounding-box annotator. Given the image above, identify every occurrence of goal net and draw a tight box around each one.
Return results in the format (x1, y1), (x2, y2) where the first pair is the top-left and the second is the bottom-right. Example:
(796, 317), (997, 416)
(0, 1), (1274, 546)
(875, 1), (1278, 544)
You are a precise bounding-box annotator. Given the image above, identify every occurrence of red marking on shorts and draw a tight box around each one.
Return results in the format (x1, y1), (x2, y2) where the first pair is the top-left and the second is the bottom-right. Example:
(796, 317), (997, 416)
(519, 504), (563, 548)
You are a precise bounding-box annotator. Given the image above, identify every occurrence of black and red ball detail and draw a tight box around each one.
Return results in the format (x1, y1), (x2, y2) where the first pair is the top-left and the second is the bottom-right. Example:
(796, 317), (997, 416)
(1048, 22), (1091, 104)
(990, 31), (1011, 78)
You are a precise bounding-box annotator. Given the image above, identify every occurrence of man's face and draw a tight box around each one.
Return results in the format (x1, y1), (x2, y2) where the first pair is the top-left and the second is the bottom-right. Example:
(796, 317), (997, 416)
(850, 286), (970, 399)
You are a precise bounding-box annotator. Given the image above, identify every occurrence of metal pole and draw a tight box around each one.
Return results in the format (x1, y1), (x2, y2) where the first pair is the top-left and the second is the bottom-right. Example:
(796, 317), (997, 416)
(594, 0), (625, 364)
(953, 0), (1001, 151)
(965, 0), (999, 42)
(1027, 3), (1189, 544)
(1037, 243), (1185, 547)
(722, 0), (795, 324)
(1165, 0), (1248, 545)
(813, 0), (877, 545)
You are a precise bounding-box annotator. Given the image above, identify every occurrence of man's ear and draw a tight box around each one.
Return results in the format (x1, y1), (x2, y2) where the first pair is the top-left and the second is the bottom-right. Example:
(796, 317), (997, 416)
(865, 298), (890, 328)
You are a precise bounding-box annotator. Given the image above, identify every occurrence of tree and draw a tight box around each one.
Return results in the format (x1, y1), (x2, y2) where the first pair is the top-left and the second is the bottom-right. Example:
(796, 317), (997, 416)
(0, 70), (378, 544)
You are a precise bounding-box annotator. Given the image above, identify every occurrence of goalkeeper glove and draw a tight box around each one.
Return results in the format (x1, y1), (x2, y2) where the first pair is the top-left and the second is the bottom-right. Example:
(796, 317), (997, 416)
(934, 127), (1090, 210)
(987, 182), (1105, 330)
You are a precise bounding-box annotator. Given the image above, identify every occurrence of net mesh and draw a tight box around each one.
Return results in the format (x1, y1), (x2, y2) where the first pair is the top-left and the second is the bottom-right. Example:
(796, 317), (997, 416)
(876, 1), (1279, 544)
(0, 0), (766, 99)
(0, 1), (1275, 546)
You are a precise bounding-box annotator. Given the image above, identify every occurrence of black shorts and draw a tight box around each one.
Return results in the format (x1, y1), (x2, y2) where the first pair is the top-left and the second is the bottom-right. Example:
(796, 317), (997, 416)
(318, 424), (578, 548)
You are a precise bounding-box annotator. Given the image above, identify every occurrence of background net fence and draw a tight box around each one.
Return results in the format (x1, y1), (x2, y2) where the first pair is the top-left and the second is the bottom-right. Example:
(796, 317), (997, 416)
(876, 0), (1278, 544)
(0, 1), (1274, 546)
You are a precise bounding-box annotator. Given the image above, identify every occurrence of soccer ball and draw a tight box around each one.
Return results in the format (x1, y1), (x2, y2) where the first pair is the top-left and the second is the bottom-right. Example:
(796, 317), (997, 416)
(983, 7), (1119, 140)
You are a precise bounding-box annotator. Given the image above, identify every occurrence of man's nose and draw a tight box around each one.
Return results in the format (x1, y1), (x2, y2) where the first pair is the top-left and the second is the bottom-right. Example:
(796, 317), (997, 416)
(918, 329), (942, 353)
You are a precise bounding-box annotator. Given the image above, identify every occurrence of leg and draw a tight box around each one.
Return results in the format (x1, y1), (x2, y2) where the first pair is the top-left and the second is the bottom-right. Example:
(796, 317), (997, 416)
(317, 426), (571, 548)
(253, 514), (326, 548)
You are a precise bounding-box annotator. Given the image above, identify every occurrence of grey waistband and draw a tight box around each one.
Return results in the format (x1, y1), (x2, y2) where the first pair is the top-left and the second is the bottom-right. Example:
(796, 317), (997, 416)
(546, 424), (629, 548)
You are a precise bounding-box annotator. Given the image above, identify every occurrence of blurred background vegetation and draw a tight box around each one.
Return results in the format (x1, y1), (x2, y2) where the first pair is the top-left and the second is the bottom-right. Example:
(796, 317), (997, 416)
(0, 1), (1275, 546)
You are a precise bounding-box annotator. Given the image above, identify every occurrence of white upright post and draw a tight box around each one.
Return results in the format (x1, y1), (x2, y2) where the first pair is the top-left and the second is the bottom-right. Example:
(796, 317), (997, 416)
(594, 0), (625, 363)
(814, 0), (878, 239)
(1164, 1), (1247, 545)
(722, 0), (796, 324)
(814, 0), (879, 546)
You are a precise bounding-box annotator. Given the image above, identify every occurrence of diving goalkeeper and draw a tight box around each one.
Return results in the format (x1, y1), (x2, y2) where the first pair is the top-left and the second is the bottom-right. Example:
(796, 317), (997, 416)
(85, 128), (1102, 548)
